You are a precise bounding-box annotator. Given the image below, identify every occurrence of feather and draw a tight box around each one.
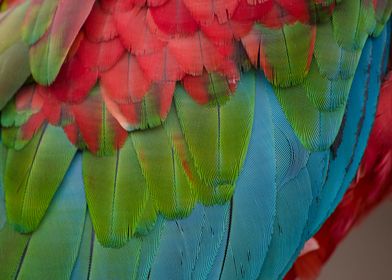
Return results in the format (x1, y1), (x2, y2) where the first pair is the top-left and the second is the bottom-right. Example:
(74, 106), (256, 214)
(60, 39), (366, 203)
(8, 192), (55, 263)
(79, 71), (255, 245)
(82, 137), (149, 247)
(70, 213), (93, 280)
(0, 224), (30, 278)
(4, 125), (76, 233)
(70, 86), (128, 155)
(22, 0), (59, 45)
(174, 72), (254, 198)
(0, 42), (31, 109)
(72, 215), (165, 280)
(259, 169), (312, 280)
(329, 25), (388, 218)
(148, 0), (199, 36)
(182, 0), (240, 24)
(0, 143), (6, 231)
(219, 73), (277, 280)
(0, 3), (30, 109)
(288, 65), (392, 280)
(258, 78), (312, 280)
(242, 22), (316, 87)
(27, 0), (95, 84)
(332, 0), (376, 50)
(149, 204), (230, 279)
(15, 154), (86, 279)
(131, 124), (197, 220)
(308, 26), (389, 237)
(0, 154), (85, 279)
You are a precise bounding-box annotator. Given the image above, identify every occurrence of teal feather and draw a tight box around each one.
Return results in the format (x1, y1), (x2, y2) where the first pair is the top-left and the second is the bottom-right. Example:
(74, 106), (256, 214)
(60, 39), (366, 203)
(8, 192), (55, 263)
(308, 27), (389, 236)
(72, 213), (164, 280)
(88, 218), (164, 280)
(218, 73), (277, 280)
(258, 81), (313, 279)
(329, 25), (388, 218)
(150, 204), (229, 279)
(278, 23), (392, 278)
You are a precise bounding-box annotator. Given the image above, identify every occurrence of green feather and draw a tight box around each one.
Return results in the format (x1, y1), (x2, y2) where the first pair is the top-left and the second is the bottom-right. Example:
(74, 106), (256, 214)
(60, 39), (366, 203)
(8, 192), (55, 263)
(304, 61), (353, 111)
(70, 213), (93, 280)
(139, 89), (165, 129)
(134, 197), (159, 236)
(0, 3), (30, 109)
(132, 125), (196, 219)
(0, 224), (30, 279)
(15, 155), (86, 280)
(313, 21), (361, 80)
(83, 137), (149, 247)
(258, 22), (314, 87)
(174, 71), (255, 203)
(373, 0), (392, 36)
(21, 0), (58, 46)
(81, 73), (255, 245)
(274, 85), (345, 151)
(0, 41), (30, 110)
(270, 0), (385, 150)
(332, 0), (376, 50)
(4, 125), (76, 233)
(27, 1), (95, 85)
(0, 2), (28, 54)
(0, 144), (7, 230)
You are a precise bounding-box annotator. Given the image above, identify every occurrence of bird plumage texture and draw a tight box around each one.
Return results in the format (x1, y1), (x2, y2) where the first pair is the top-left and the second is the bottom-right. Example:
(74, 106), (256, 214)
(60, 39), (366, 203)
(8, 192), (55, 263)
(287, 70), (392, 280)
(0, 0), (391, 279)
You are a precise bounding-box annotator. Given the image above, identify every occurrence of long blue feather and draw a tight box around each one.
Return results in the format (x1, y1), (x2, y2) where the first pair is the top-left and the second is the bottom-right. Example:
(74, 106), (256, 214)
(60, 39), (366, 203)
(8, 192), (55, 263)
(149, 205), (229, 279)
(278, 151), (330, 278)
(258, 80), (313, 280)
(308, 27), (389, 236)
(330, 27), (388, 214)
(218, 72), (277, 280)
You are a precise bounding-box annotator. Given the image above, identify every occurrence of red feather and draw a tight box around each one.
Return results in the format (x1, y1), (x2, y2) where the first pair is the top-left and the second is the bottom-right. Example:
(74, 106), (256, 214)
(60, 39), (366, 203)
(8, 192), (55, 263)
(76, 36), (125, 73)
(45, 56), (98, 103)
(101, 53), (151, 104)
(84, 2), (118, 42)
(148, 0), (199, 35)
(115, 6), (166, 55)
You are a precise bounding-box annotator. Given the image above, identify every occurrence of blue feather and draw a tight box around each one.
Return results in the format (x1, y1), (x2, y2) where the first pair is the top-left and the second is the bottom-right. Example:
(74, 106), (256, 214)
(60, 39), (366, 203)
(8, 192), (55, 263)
(308, 27), (389, 237)
(329, 27), (388, 217)
(87, 217), (164, 280)
(217, 72), (277, 280)
(150, 205), (229, 279)
(258, 78), (313, 280)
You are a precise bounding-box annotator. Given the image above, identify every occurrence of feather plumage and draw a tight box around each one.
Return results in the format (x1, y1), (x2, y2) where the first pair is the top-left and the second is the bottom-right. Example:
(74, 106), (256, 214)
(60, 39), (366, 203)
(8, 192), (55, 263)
(0, 1), (391, 279)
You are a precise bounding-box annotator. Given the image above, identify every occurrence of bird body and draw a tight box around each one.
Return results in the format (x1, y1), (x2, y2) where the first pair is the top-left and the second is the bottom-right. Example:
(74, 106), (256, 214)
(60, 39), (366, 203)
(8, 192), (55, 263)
(0, 0), (391, 279)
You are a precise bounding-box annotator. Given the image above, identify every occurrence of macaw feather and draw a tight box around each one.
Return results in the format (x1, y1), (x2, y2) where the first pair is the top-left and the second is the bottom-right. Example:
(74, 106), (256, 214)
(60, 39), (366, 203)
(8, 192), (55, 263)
(4, 0), (387, 153)
(82, 73), (254, 246)
(0, 2), (390, 279)
(0, 154), (85, 279)
(4, 125), (76, 233)
(24, 0), (95, 84)
(0, 2), (30, 109)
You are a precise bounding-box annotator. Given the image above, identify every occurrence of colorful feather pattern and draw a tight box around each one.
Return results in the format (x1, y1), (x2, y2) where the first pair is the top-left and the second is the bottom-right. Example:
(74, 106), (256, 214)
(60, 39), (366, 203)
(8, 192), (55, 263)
(0, 0), (390, 279)
(287, 70), (392, 280)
